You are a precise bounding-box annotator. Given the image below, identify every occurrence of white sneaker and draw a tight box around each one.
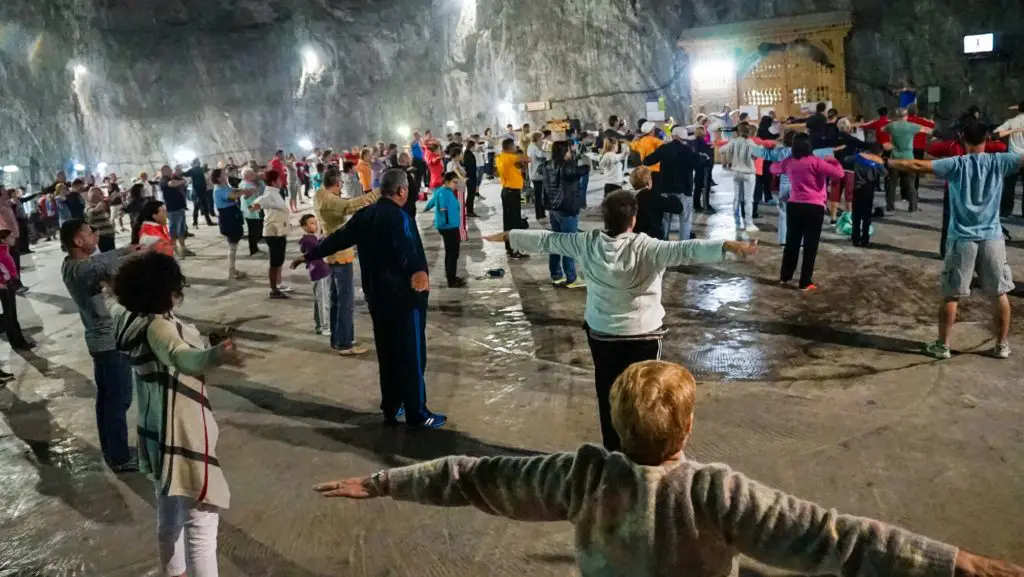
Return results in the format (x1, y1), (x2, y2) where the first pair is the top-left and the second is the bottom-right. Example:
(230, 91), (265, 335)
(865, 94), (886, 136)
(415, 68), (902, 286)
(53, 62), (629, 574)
(993, 342), (1011, 359)
(278, 284), (295, 293)
(745, 224), (760, 232)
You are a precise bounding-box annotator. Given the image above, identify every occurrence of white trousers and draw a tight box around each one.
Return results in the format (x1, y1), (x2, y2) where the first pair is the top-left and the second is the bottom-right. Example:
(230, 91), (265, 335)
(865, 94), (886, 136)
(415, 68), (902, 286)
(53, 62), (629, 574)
(732, 173), (755, 229)
(157, 492), (220, 577)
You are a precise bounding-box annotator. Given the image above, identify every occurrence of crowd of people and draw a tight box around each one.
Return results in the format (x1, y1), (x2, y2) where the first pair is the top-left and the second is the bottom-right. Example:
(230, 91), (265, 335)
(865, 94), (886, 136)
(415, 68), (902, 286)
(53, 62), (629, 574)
(4, 93), (1023, 576)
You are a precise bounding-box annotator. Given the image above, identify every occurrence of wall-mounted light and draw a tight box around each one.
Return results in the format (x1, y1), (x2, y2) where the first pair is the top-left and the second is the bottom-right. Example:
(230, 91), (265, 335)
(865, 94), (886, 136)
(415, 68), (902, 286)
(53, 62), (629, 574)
(691, 59), (736, 91)
(298, 138), (314, 151)
(173, 148), (196, 165)
(73, 64), (87, 75)
(396, 125), (411, 138)
(446, 120), (456, 127)
(301, 47), (319, 70)
(96, 162), (107, 174)
(2, 165), (19, 173)
(497, 101), (514, 115)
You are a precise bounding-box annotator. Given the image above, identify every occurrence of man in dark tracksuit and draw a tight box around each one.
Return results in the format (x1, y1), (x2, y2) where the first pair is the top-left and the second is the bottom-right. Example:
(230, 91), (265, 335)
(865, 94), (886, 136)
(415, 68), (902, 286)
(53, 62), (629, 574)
(295, 168), (446, 429)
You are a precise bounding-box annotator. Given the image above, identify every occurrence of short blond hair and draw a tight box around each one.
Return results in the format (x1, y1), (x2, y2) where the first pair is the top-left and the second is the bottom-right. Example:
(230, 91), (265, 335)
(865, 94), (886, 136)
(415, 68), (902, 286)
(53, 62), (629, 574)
(610, 360), (696, 464)
(629, 165), (652, 190)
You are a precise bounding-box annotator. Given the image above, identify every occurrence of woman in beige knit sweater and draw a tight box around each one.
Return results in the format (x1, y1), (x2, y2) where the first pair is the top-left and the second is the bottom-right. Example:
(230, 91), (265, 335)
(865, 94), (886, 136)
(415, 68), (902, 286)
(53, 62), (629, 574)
(315, 360), (1021, 577)
(110, 251), (243, 577)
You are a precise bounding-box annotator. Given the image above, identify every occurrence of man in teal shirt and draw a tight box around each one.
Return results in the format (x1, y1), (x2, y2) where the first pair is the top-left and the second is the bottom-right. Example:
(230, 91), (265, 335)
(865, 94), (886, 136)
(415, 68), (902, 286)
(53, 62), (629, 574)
(883, 108), (930, 212)
(883, 122), (1023, 360)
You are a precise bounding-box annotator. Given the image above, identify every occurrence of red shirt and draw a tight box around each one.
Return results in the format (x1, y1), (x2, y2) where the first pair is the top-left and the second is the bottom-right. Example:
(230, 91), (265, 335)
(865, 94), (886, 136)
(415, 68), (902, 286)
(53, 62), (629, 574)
(907, 115), (936, 150)
(269, 156), (287, 183)
(861, 116), (891, 145)
(425, 150), (444, 189)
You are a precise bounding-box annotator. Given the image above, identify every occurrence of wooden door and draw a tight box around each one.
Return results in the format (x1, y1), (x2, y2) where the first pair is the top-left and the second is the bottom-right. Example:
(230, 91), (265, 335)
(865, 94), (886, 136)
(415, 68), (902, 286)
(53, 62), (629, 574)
(739, 43), (844, 119)
(738, 50), (790, 118)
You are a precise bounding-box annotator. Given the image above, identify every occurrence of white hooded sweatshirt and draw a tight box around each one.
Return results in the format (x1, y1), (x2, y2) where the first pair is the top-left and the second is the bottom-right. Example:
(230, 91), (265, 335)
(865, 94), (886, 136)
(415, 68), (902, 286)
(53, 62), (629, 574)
(510, 230), (724, 336)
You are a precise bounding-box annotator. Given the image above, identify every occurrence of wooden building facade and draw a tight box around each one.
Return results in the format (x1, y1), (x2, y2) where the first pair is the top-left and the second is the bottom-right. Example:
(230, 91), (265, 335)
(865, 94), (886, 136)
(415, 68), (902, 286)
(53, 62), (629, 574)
(678, 11), (854, 120)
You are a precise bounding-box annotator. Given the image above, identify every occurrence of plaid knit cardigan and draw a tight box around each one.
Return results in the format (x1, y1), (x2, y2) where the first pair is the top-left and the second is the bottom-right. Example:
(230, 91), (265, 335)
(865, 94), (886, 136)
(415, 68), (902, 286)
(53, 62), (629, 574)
(109, 296), (230, 509)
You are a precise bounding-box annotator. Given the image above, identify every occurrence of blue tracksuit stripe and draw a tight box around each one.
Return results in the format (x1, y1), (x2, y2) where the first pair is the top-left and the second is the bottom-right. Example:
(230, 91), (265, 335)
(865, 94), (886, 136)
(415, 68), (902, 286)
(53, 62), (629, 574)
(411, 308), (426, 416)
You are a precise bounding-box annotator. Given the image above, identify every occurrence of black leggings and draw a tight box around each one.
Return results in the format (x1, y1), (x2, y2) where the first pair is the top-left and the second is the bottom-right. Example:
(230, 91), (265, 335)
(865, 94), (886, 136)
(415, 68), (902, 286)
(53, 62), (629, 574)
(851, 184), (874, 246)
(780, 202), (825, 288)
(246, 218), (263, 255)
(439, 228), (461, 283)
(585, 324), (662, 452)
(265, 236), (286, 267)
(501, 187), (522, 253)
(533, 180), (546, 220)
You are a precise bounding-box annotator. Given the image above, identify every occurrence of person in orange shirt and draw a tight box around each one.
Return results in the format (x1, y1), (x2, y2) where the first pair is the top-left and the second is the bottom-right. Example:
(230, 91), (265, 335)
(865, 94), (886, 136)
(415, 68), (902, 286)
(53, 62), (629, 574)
(495, 138), (529, 258)
(631, 122), (664, 190)
(132, 200), (175, 256)
(356, 148), (373, 194)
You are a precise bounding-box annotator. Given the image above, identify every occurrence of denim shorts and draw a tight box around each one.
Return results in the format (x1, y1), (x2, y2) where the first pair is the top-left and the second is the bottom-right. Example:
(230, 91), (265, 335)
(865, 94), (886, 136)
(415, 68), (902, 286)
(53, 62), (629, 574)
(167, 209), (187, 240)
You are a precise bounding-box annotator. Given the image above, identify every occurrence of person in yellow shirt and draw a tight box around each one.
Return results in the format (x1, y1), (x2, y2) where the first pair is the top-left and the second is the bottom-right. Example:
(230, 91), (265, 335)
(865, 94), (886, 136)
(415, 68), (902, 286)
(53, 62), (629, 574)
(356, 148), (373, 194)
(631, 121), (664, 190)
(313, 165), (378, 355)
(495, 138), (530, 259)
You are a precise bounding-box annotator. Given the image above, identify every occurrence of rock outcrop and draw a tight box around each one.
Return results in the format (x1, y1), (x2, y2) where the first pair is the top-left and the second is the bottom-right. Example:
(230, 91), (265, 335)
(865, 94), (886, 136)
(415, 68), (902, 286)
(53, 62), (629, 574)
(0, 0), (1021, 181)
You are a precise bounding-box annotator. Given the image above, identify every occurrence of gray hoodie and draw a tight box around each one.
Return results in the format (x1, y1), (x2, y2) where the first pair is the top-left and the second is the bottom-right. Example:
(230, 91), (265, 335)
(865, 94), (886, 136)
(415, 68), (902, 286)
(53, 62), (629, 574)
(510, 230), (724, 335)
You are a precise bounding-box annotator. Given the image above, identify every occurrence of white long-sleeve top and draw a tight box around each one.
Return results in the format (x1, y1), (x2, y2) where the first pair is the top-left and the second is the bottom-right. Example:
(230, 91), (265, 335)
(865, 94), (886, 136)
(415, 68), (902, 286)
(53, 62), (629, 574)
(254, 186), (290, 236)
(598, 151), (627, 185)
(510, 230), (724, 335)
(719, 138), (763, 175)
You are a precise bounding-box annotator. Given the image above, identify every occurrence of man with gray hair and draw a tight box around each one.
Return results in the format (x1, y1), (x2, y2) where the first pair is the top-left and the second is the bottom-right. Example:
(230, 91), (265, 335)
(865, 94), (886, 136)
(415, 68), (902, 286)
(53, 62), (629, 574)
(292, 168), (446, 429)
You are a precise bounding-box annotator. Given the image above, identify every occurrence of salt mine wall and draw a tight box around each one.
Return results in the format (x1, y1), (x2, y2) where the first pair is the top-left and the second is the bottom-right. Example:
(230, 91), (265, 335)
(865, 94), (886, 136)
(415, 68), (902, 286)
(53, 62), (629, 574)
(0, 0), (1022, 181)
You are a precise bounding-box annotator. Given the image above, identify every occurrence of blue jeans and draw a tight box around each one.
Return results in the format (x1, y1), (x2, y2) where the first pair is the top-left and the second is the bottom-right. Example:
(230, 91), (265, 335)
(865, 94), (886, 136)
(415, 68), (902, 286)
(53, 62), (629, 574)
(778, 182), (791, 245)
(549, 211), (578, 282)
(329, 263), (355, 349)
(579, 174), (590, 208)
(661, 193), (693, 240)
(91, 350), (134, 466)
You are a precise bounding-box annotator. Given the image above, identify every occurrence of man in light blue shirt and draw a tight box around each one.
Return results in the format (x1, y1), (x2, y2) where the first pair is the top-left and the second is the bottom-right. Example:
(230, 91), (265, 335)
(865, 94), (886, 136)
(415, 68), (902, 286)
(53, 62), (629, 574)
(887, 122), (1024, 360)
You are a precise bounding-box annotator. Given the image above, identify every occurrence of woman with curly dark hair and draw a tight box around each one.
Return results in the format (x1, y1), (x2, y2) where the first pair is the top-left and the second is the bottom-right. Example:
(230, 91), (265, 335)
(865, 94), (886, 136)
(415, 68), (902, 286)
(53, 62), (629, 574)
(108, 250), (243, 577)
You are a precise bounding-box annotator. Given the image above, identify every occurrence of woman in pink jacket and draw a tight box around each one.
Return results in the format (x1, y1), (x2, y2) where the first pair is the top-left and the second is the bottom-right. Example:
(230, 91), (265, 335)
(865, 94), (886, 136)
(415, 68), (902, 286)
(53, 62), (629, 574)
(770, 133), (845, 291)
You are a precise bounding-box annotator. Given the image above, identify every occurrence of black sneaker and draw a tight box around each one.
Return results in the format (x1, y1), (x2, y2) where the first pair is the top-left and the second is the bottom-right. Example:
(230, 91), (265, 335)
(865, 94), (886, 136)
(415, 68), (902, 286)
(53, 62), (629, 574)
(509, 252), (530, 260)
(269, 290), (289, 299)
(448, 277), (468, 288)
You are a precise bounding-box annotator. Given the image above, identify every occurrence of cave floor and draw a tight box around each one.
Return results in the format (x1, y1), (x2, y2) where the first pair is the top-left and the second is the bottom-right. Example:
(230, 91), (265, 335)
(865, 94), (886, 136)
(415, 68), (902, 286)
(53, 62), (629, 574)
(2, 167), (1023, 576)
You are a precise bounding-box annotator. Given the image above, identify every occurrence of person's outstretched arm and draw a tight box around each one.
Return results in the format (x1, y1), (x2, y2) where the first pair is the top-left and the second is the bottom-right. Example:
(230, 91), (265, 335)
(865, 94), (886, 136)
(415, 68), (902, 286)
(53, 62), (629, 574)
(484, 229), (586, 260)
(888, 158), (935, 174)
(689, 463), (1024, 577)
(297, 212), (362, 265)
(314, 446), (613, 522)
(146, 317), (242, 377)
(648, 238), (757, 269)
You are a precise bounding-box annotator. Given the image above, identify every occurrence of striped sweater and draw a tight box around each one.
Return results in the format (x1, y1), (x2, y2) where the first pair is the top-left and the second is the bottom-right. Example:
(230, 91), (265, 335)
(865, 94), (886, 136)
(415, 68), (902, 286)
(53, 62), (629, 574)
(380, 445), (957, 577)
(109, 296), (231, 509)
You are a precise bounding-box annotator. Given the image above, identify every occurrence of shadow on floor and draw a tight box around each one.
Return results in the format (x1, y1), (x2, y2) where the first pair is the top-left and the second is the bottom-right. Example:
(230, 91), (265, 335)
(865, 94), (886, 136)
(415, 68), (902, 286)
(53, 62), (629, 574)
(118, 473), (332, 577)
(215, 377), (543, 467)
(880, 218), (942, 233)
(820, 237), (937, 260)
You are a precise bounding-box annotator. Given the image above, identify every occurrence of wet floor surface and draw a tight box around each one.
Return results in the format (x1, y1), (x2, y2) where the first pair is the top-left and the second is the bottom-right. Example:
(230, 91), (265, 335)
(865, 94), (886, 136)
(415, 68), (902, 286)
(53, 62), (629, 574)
(2, 168), (1023, 575)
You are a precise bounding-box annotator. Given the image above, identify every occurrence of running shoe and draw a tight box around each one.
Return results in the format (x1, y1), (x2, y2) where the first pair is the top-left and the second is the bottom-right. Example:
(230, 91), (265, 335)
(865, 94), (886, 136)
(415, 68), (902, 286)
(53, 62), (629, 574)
(337, 345), (368, 356)
(509, 252), (531, 260)
(745, 224), (760, 232)
(408, 412), (447, 430)
(801, 283), (818, 292)
(110, 457), (139, 474)
(566, 279), (586, 289)
(278, 284), (296, 293)
(551, 277), (567, 286)
(923, 341), (951, 360)
(182, 248), (197, 257)
(229, 269), (247, 280)
(269, 290), (289, 299)
(447, 277), (468, 288)
(765, 199), (778, 206)
(992, 342), (1011, 359)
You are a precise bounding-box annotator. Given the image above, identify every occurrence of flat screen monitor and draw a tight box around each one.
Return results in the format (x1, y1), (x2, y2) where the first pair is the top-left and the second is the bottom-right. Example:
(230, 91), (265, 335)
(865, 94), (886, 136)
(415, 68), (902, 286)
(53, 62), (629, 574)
(964, 33), (994, 54)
